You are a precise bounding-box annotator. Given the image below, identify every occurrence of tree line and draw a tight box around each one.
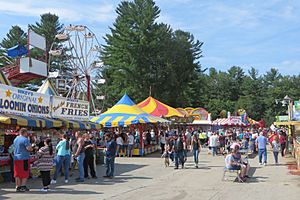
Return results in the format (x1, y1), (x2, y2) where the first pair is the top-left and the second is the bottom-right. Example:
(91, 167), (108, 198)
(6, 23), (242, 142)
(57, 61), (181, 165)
(1, 0), (299, 126)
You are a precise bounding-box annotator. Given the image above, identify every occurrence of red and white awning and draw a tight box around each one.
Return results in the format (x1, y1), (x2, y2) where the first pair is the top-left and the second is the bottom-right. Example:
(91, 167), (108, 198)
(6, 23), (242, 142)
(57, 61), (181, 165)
(212, 117), (247, 126)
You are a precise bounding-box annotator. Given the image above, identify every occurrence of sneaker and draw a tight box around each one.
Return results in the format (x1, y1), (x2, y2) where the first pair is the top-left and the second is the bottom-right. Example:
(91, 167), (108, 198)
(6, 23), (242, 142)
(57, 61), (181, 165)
(103, 175), (110, 178)
(92, 176), (98, 179)
(174, 167), (179, 170)
(21, 186), (30, 191)
(40, 188), (48, 192)
(264, 163), (267, 166)
(65, 179), (69, 183)
(50, 180), (57, 184)
(75, 179), (84, 182)
(259, 163), (263, 165)
(16, 186), (25, 193)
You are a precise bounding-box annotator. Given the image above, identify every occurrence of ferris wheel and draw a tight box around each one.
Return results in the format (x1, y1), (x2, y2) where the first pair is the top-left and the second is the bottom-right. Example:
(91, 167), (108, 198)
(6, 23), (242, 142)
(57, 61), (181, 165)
(49, 25), (103, 113)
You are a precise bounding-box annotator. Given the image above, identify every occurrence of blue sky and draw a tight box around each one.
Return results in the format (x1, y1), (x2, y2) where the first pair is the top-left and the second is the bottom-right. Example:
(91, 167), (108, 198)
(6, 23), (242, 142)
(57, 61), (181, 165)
(0, 0), (299, 75)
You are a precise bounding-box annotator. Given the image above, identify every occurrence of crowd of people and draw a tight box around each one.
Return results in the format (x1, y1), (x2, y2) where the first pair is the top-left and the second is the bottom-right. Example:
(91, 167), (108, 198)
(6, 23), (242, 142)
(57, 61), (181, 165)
(159, 126), (289, 182)
(10, 125), (289, 192)
(11, 128), (120, 192)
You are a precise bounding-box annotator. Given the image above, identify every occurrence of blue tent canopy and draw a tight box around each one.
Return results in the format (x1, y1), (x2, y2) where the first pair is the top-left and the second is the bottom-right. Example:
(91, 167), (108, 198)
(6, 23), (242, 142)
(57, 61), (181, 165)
(7, 44), (28, 58)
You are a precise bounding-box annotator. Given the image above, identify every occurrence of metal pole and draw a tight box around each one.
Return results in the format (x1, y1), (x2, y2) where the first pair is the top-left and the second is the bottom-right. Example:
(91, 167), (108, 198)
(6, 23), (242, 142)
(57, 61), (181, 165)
(287, 100), (293, 154)
(87, 75), (91, 102)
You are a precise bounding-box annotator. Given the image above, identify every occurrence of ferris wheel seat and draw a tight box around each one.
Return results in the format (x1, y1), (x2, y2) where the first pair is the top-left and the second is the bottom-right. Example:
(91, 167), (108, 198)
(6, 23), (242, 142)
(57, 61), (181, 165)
(55, 33), (69, 40)
(49, 49), (62, 56)
(65, 24), (76, 31)
(75, 25), (86, 31)
(84, 33), (95, 38)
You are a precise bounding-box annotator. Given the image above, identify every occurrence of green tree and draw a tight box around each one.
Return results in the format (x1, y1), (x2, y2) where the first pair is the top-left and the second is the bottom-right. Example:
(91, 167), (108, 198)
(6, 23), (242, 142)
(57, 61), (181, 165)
(29, 13), (63, 53)
(101, 0), (203, 108)
(0, 26), (27, 68)
(0, 25), (27, 48)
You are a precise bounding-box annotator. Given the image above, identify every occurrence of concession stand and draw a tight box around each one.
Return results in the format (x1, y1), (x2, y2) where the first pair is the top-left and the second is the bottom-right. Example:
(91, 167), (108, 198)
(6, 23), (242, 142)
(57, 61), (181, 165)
(0, 82), (100, 182)
(90, 94), (169, 156)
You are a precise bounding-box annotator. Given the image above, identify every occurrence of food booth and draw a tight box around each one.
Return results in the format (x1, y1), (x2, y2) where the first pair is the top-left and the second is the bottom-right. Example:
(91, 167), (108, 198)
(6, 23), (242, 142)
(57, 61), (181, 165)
(0, 83), (100, 182)
(91, 94), (170, 156)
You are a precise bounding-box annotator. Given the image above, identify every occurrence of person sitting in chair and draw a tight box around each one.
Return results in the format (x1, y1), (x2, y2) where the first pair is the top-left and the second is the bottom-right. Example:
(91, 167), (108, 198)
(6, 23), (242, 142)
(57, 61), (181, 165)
(225, 143), (250, 182)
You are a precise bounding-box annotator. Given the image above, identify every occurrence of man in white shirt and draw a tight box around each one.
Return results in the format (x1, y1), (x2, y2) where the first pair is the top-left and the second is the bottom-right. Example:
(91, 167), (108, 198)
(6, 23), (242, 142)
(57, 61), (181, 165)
(116, 135), (124, 157)
(207, 130), (212, 138)
(185, 129), (192, 149)
(209, 132), (219, 156)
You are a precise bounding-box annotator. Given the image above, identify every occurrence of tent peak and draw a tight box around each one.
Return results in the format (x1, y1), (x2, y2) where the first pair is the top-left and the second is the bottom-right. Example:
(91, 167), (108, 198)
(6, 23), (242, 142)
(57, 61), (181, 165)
(115, 93), (135, 106)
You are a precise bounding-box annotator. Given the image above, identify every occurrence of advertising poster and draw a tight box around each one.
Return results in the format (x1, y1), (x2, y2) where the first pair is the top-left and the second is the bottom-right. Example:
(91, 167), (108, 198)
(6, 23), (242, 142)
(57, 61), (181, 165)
(0, 84), (50, 118)
(52, 96), (89, 121)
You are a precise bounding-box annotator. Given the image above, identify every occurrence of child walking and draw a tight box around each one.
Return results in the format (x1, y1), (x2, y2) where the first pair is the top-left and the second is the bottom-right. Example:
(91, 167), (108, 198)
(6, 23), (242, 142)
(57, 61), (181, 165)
(37, 138), (54, 192)
(271, 136), (280, 165)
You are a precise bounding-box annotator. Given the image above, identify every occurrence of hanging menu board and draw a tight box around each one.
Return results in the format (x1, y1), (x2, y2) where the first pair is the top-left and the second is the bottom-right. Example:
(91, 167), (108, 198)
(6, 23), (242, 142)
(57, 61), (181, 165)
(0, 84), (51, 118)
(52, 96), (89, 121)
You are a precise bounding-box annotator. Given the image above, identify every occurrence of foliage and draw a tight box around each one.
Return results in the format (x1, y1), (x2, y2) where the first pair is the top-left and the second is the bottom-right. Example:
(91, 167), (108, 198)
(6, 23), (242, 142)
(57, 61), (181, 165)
(101, 0), (203, 108)
(1, 1), (299, 127)
(0, 25), (27, 48)
(0, 26), (27, 67)
(29, 13), (64, 53)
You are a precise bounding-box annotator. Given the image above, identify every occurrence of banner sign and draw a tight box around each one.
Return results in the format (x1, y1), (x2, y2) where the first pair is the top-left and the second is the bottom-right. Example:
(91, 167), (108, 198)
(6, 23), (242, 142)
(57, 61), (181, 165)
(293, 101), (300, 121)
(29, 29), (46, 50)
(275, 115), (289, 122)
(0, 84), (50, 117)
(52, 96), (89, 121)
(230, 116), (242, 124)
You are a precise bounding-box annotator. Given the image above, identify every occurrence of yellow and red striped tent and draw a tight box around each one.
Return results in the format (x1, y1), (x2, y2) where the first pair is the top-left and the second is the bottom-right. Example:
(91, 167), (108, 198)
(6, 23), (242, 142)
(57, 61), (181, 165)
(137, 97), (184, 118)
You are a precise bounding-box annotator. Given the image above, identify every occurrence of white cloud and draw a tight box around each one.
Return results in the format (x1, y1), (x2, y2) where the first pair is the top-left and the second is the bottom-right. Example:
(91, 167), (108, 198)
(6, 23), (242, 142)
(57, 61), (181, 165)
(0, 0), (116, 23)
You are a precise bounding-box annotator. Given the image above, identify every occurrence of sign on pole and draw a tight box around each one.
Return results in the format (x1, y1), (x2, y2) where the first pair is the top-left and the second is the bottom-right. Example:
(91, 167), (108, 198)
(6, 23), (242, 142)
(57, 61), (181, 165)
(52, 96), (89, 121)
(0, 84), (50, 117)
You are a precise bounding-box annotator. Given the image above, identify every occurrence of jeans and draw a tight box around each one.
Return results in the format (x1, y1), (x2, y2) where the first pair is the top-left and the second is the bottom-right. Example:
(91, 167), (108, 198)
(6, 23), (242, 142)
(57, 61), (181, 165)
(258, 148), (267, 163)
(193, 149), (199, 164)
(174, 151), (184, 168)
(77, 153), (85, 180)
(169, 152), (174, 162)
(105, 156), (115, 177)
(128, 144), (134, 156)
(273, 151), (279, 163)
(53, 155), (71, 180)
(211, 146), (217, 156)
(84, 154), (96, 178)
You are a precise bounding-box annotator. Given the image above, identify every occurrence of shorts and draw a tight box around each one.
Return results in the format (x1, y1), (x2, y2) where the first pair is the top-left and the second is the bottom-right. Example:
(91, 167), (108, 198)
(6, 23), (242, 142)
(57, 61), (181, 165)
(227, 165), (241, 170)
(14, 160), (30, 179)
(199, 139), (206, 145)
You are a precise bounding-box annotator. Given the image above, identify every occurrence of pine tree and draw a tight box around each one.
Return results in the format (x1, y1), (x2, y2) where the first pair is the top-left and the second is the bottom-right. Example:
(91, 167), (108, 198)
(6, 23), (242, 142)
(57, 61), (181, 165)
(101, 0), (203, 107)
(0, 25), (27, 48)
(29, 13), (63, 53)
